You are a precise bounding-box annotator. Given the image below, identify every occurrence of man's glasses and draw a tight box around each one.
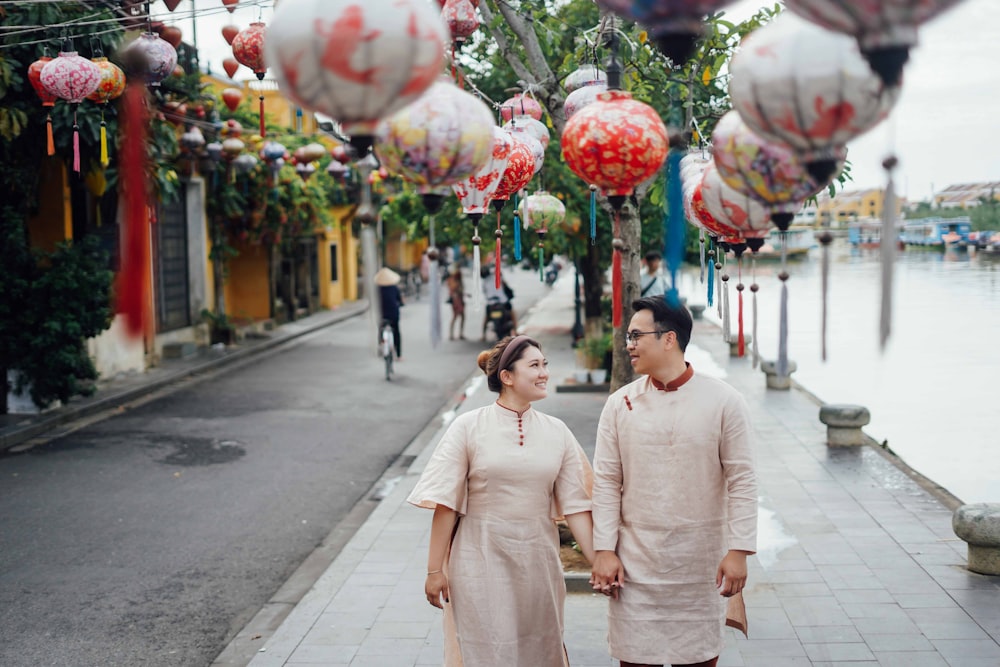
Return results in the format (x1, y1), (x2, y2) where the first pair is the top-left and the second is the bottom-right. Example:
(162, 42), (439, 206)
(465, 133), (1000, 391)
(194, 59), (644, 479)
(624, 329), (663, 345)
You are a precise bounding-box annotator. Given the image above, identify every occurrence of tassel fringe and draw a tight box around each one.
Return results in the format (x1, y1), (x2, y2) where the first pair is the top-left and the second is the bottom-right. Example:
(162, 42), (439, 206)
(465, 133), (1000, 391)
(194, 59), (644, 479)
(880, 158), (898, 350)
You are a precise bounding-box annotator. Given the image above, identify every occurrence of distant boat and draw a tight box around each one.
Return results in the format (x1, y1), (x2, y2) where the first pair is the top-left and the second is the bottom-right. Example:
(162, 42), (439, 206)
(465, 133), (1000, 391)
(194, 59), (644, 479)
(743, 226), (816, 261)
(848, 219), (904, 249)
(900, 217), (972, 248)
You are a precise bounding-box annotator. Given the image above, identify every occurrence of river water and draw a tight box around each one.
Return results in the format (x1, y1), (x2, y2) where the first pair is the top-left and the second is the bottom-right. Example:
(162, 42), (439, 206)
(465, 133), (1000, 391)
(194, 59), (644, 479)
(680, 239), (1000, 505)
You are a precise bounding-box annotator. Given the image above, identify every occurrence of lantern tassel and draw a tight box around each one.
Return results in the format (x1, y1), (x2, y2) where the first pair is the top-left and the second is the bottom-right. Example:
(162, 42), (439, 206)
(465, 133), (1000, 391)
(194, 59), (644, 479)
(472, 243), (482, 311)
(880, 157), (898, 350)
(429, 215), (441, 348)
(46, 113), (55, 156)
(777, 275), (789, 377)
(751, 259), (759, 369)
(612, 209), (622, 327)
(100, 116), (108, 167)
(721, 273), (730, 343)
(664, 149), (684, 308)
(717, 257), (724, 320)
(117, 80), (151, 339)
(707, 253), (715, 307)
(589, 187), (597, 244)
(699, 230), (706, 284)
(72, 107), (81, 174)
(513, 211), (522, 261)
(737, 258), (744, 357)
(821, 230), (831, 361)
(259, 94), (265, 137)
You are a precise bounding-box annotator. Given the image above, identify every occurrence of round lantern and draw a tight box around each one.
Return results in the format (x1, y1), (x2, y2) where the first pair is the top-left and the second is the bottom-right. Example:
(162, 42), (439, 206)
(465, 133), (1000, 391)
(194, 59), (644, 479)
(232, 22), (269, 136)
(161, 26), (183, 49)
(86, 56), (126, 167)
(491, 138), (535, 205)
(564, 82), (607, 120)
(265, 0), (448, 155)
(233, 153), (259, 175)
(592, 0), (739, 66)
(711, 110), (846, 231)
(729, 13), (899, 184)
(784, 0), (966, 87)
(700, 162), (771, 244)
(519, 190), (566, 277)
(326, 159), (349, 179)
(499, 93), (543, 122)
(261, 141), (287, 162)
(221, 137), (245, 160)
(180, 126), (206, 152)
(442, 0), (479, 46)
(221, 87), (243, 111)
(222, 25), (239, 45)
(298, 142), (328, 164)
(124, 33), (178, 86)
(502, 115), (549, 150)
(295, 161), (317, 181)
(223, 0), (239, 13)
(561, 89), (668, 206)
(564, 65), (607, 93)
(374, 79), (495, 191)
(40, 47), (102, 173)
(505, 126), (544, 176)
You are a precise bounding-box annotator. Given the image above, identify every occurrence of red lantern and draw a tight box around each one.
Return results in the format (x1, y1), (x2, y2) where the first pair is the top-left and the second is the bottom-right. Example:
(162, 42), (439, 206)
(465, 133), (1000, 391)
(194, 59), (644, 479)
(164, 0), (182, 10)
(40, 47), (101, 173)
(222, 0), (239, 13)
(86, 57), (126, 167)
(561, 89), (668, 325)
(124, 33), (178, 86)
(161, 26), (183, 49)
(222, 25), (239, 45)
(28, 56), (57, 156)
(221, 87), (243, 112)
(442, 0), (479, 46)
(222, 58), (240, 79)
(232, 22), (268, 135)
(499, 93), (542, 122)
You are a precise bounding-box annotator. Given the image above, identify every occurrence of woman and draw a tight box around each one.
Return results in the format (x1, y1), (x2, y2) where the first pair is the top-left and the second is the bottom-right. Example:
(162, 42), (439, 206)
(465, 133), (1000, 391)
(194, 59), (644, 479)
(407, 335), (595, 666)
(445, 265), (466, 340)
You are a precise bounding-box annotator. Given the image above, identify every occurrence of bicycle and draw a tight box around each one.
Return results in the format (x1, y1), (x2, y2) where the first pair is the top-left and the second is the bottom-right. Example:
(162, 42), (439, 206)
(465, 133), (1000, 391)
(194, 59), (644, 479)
(379, 319), (395, 381)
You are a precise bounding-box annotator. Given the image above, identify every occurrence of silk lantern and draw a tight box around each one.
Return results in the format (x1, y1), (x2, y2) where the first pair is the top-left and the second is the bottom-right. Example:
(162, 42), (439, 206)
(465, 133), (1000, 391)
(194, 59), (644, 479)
(222, 57), (240, 79)
(489, 137), (535, 285)
(232, 22), (269, 136)
(40, 46), (101, 173)
(564, 82), (607, 120)
(561, 89), (668, 325)
(223, 0), (239, 13)
(518, 191), (566, 279)
(503, 115), (550, 150)
(499, 93), (543, 122)
(221, 87), (243, 111)
(784, 0), (967, 87)
(442, 0), (479, 47)
(28, 56), (58, 156)
(564, 65), (607, 92)
(452, 127), (513, 294)
(265, 0), (448, 156)
(729, 13), (899, 185)
(593, 0), (739, 65)
(85, 56), (126, 167)
(222, 25), (239, 45)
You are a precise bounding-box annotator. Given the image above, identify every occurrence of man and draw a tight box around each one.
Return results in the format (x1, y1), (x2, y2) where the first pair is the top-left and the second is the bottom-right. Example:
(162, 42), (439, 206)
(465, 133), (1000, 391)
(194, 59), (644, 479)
(480, 263), (518, 340)
(375, 267), (404, 359)
(590, 297), (757, 667)
(639, 251), (667, 299)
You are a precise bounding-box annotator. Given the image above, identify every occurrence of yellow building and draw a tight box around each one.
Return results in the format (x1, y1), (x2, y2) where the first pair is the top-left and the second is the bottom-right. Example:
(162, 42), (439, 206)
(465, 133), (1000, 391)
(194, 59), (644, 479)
(814, 188), (904, 227)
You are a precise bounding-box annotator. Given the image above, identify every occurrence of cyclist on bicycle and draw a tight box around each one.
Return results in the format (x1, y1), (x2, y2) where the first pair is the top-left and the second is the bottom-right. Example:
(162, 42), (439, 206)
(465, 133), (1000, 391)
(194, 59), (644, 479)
(375, 267), (404, 360)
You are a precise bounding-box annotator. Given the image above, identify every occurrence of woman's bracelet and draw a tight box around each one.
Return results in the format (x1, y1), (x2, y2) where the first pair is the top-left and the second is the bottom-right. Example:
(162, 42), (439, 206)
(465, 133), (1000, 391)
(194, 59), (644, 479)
(427, 570), (442, 575)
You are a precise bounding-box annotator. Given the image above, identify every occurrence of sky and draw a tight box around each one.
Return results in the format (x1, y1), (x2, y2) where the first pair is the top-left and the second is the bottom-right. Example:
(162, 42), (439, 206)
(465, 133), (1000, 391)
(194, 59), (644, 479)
(157, 0), (1000, 204)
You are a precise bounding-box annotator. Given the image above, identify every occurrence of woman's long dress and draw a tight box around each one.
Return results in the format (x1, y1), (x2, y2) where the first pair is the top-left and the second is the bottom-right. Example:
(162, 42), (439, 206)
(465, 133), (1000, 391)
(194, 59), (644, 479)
(407, 403), (593, 667)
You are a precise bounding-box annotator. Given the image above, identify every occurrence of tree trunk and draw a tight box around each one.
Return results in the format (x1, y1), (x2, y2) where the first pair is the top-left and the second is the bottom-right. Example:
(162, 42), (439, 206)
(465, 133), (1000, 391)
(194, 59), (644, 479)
(611, 198), (641, 392)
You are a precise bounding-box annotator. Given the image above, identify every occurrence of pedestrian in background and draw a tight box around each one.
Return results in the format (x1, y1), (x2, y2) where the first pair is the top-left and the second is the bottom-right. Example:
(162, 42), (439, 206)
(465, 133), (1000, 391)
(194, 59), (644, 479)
(375, 267), (404, 359)
(640, 251), (668, 299)
(408, 335), (595, 666)
(444, 264), (466, 340)
(590, 298), (757, 667)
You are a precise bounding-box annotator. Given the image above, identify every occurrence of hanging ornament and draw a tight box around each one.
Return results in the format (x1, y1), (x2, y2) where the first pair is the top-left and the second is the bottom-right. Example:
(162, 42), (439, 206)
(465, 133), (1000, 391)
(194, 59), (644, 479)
(519, 191), (566, 280)
(326, 158), (349, 179)
(502, 115), (550, 150)
(232, 22), (269, 136)
(265, 0), (448, 156)
(233, 153), (259, 175)
(222, 57), (240, 79)
(563, 82), (607, 120)
(564, 65), (607, 92)
(222, 25), (240, 45)
(710, 109), (846, 231)
(221, 87), (244, 111)
(180, 126), (206, 153)
(442, 0), (479, 46)
(40, 44), (101, 174)
(124, 32), (178, 87)
(298, 142), (328, 164)
(223, 0), (239, 13)
(592, 0), (739, 66)
(452, 127), (514, 302)
(164, 0), (182, 10)
(295, 161), (317, 181)
(499, 93), (543, 122)
(783, 0), (967, 87)
(729, 13), (899, 185)
(86, 56), (126, 167)
(504, 125), (545, 177)
(561, 88), (668, 326)
(28, 55), (58, 156)
(161, 26), (183, 49)
(489, 137), (536, 287)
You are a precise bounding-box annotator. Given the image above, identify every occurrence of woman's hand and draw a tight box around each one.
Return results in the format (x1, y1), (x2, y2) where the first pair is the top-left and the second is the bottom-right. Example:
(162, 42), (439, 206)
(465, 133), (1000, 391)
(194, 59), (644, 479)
(590, 550), (625, 599)
(425, 572), (450, 609)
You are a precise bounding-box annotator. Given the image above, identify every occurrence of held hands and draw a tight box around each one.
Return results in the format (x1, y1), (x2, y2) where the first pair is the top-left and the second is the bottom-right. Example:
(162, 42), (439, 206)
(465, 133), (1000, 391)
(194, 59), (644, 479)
(590, 550), (625, 599)
(716, 550), (749, 597)
(425, 572), (450, 609)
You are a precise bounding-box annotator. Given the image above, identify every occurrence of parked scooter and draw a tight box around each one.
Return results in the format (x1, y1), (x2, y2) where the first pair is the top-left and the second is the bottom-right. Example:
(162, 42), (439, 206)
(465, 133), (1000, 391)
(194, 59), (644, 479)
(484, 299), (514, 341)
(544, 260), (561, 287)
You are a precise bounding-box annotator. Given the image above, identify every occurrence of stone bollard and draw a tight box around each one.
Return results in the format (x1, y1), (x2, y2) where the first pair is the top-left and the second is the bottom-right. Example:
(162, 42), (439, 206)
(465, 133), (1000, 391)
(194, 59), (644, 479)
(689, 304), (706, 320)
(760, 360), (797, 390)
(953, 503), (1000, 575)
(818, 404), (871, 446)
(727, 334), (752, 357)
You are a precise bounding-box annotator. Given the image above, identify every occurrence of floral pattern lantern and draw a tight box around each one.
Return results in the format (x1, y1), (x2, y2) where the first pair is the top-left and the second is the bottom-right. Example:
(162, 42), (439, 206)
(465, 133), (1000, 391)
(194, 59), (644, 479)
(232, 22), (269, 136)
(518, 191), (566, 279)
(86, 56), (126, 167)
(729, 13), (899, 185)
(265, 0), (448, 156)
(502, 115), (549, 150)
(125, 33), (178, 86)
(499, 93), (543, 122)
(711, 110), (845, 231)
(593, 0), (738, 65)
(564, 65), (607, 92)
(784, 0), (967, 87)
(561, 89), (668, 325)
(700, 162), (770, 244)
(452, 127), (513, 294)
(564, 82), (607, 120)
(28, 56), (58, 156)
(488, 137), (535, 284)
(40, 46), (102, 173)
(505, 125), (544, 177)
(442, 0), (479, 47)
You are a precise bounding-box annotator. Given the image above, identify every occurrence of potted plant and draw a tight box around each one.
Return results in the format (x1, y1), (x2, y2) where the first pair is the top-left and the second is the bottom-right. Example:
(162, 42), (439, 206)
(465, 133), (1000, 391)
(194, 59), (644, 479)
(202, 309), (237, 346)
(582, 333), (612, 384)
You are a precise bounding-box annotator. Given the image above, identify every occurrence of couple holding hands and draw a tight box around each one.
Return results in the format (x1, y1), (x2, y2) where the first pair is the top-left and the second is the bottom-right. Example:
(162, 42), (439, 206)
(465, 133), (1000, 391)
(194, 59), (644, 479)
(408, 297), (758, 667)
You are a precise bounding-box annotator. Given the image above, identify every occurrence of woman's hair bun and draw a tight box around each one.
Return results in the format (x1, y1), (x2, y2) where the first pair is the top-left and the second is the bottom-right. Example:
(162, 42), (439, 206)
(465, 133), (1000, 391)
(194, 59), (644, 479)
(477, 350), (492, 373)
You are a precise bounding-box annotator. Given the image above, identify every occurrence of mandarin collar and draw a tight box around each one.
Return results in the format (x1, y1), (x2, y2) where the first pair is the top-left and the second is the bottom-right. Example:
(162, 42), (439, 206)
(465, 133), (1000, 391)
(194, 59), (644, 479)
(650, 363), (693, 392)
(495, 401), (532, 418)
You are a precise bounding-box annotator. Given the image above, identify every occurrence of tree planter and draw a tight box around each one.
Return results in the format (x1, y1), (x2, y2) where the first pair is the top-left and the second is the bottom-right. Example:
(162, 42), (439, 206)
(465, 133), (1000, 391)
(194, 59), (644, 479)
(6, 370), (60, 415)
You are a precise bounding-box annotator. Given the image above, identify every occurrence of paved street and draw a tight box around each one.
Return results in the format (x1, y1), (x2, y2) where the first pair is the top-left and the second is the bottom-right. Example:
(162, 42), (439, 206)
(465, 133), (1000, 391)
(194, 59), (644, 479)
(0, 265), (550, 667)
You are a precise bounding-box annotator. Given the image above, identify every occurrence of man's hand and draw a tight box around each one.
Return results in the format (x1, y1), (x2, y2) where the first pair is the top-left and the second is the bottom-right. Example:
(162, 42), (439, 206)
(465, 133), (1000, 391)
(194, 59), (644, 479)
(590, 550), (625, 599)
(716, 550), (749, 597)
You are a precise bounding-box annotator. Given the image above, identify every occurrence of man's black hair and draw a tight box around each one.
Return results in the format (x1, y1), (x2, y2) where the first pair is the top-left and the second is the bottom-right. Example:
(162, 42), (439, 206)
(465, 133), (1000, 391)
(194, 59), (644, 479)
(644, 251), (662, 263)
(631, 297), (693, 351)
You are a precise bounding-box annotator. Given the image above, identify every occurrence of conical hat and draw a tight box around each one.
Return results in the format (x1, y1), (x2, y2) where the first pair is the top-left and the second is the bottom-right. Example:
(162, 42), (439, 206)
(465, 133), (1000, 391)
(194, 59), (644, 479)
(374, 267), (401, 286)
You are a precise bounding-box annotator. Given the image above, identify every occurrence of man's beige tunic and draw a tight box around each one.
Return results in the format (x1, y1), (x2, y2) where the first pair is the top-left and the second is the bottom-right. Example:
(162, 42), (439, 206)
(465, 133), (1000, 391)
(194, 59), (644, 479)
(592, 371), (757, 664)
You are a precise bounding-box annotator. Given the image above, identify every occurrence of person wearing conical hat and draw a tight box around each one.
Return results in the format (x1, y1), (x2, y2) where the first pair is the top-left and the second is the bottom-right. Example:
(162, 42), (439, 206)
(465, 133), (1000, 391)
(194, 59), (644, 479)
(375, 267), (403, 359)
